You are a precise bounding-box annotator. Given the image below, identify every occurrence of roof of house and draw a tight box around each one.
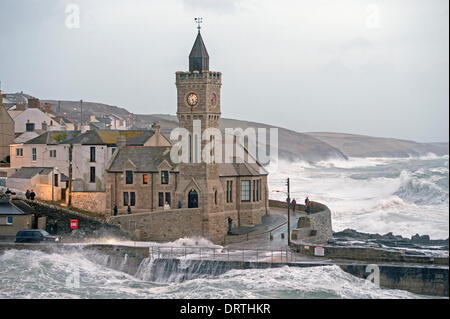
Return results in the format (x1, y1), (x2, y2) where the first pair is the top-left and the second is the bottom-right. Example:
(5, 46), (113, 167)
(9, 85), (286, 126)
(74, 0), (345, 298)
(14, 131), (40, 144)
(25, 130), (81, 145)
(0, 202), (29, 215)
(219, 162), (268, 177)
(9, 167), (53, 179)
(62, 129), (155, 146)
(108, 146), (175, 172)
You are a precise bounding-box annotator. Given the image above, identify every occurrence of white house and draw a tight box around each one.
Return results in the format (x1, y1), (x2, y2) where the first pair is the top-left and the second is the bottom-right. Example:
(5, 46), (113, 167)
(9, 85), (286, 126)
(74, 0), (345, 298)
(8, 108), (61, 133)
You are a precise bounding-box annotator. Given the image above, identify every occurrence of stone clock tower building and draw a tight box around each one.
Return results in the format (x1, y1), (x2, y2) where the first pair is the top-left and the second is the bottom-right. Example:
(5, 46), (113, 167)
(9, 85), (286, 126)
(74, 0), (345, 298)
(107, 24), (269, 243)
(175, 28), (227, 240)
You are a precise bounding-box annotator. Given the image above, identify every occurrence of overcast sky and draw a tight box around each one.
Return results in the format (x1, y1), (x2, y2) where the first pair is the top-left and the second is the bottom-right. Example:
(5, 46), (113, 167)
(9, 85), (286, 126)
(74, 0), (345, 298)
(0, 0), (448, 142)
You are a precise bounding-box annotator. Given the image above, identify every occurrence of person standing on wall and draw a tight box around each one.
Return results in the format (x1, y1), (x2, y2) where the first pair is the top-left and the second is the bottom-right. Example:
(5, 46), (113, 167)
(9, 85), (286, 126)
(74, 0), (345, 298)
(305, 196), (311, 215)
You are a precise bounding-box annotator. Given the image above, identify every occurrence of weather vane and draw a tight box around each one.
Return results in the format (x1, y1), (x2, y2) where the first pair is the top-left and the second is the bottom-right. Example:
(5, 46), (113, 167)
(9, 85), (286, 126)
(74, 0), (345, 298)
(195, 17), (203, 31)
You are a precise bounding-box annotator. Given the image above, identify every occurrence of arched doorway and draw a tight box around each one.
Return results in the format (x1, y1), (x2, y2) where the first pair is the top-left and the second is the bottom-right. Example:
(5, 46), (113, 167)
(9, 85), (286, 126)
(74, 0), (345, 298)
(188, 189), (198, 208)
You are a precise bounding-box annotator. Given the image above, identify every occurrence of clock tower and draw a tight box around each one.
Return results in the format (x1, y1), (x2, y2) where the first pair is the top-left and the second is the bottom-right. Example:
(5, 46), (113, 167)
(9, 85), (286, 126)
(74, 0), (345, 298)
(176, 27), (222, 143)
(174, 21), (227, 241)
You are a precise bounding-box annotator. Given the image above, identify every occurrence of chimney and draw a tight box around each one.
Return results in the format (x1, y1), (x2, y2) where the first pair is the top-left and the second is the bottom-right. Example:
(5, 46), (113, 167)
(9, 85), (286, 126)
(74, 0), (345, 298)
(28, 98), (41, 109)
(152, 123), (161, 134)
(42, 121), (48, 131)
(117, 135), (127, 148)
(43, 103), (51, 113)
(152, 123), (161, 146)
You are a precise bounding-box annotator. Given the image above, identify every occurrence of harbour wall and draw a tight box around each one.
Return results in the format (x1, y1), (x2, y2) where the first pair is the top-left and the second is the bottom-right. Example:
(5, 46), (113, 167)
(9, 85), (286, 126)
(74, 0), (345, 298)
(1, 243), (447, 297)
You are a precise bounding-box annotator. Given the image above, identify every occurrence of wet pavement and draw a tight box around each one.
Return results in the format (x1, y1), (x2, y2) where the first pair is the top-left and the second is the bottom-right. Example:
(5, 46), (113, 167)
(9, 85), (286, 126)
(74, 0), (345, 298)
(225, 208), (306, 250)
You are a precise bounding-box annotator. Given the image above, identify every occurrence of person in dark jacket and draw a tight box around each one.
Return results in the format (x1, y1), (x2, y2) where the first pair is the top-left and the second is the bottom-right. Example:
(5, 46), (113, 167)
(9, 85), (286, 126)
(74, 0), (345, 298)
(227, 217), (233, 234)
(305, 197), (311, 215)
(113, 205), (118, 216)
(127, 205), (132, 214)
(30, 190), (36, 201)
(25, 190), (30, 200)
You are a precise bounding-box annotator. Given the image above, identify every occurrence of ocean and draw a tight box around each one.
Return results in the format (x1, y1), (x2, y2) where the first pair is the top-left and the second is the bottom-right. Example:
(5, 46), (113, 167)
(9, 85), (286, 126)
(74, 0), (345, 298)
(0, 155), (448, 299)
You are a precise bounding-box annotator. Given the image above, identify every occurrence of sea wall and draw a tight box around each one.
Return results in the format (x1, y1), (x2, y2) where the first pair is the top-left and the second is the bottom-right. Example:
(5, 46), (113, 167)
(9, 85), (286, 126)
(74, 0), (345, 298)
(108, 208), (204, 242)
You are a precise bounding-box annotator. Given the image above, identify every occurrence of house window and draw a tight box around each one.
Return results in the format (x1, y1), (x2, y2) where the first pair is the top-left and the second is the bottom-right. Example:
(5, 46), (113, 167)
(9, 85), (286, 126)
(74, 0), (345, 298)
(123, 192), (129, 206)
(26, 122), (35, 132)
(253, 180), (256, 202)
(90, 147), (96, 162)
(125, 171), (133, 184)
(158, 192), (164, 207)
(130, 192), (136, 206)
(165, 192), (171, 206)
(226, 181), (230, 203)
(230, 181), (233, 203)
(143, 174), (149, 184)
(241, 180), (251, 202)
(161, 171), (169, 184)
(0, 216), (13, 225)
(111, 147), (116, 155)
(32, 148), (37, 161)
(90, 167), (96, 183)
(16, 148), (23, 157)
(49, 150), (56, 158)
(256, 180), (260, 201)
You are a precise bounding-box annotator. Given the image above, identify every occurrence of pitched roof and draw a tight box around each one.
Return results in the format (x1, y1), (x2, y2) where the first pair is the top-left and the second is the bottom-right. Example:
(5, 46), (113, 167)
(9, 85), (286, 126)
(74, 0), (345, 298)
(9, 167), (53, 179)
(189, 31), (209, 72)
(219, 162), (268, 177)
(0, 202), (29, 215)
(108, 147), (175, 172)
(63, 129), (155, 146)
(25, 130), (81, 145)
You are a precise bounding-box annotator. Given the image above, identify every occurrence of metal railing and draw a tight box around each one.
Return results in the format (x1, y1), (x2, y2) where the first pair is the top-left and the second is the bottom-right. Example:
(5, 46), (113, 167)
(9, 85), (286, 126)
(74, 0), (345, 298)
(147, 246), (296, 264)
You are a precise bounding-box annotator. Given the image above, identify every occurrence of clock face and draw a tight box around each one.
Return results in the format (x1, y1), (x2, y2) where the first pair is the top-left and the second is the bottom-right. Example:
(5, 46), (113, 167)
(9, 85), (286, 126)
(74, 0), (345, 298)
(210, 93), (216, 107)
(187, 93), (198, 107)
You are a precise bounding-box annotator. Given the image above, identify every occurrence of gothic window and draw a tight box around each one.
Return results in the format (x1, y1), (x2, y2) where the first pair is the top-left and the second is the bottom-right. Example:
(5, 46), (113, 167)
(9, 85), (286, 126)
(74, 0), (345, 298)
(241, 181), (250, 202)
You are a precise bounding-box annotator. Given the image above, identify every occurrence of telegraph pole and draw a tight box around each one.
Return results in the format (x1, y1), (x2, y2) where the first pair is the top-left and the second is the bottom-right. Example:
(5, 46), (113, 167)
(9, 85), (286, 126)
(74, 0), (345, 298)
(287, 178), (291, 246)
(68, 144), (73, 207)
(80, 99), (83, 129)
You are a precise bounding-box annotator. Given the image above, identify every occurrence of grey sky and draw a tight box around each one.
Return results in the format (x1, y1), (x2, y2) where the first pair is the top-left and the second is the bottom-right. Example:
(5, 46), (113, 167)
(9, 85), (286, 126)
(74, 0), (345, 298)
(0, 0), (448, 142)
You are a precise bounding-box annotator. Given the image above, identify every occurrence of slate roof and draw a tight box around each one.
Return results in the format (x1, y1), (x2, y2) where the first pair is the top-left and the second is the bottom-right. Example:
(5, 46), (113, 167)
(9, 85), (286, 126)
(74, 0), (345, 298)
(25, 130), (81, 145)
(9, 167), (53, 179)
(0, 202), (29, 215)
(189, 31), (209, 72)
(219, 162), (268, 177)
(62, 130), (155, 146)
(108, 147), (175, 172)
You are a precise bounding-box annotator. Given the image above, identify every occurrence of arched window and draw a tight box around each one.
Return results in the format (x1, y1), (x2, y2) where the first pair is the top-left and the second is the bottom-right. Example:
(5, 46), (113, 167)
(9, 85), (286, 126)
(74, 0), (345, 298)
(214, 190), (218, 205)
(188, 189), (198, 208)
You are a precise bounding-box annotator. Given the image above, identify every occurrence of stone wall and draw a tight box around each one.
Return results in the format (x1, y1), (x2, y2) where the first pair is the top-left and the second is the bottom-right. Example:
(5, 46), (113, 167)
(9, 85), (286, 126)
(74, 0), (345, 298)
(70, 192), (107, 215)
(269, 199), (333, 245)
(109, 208), (204, 241)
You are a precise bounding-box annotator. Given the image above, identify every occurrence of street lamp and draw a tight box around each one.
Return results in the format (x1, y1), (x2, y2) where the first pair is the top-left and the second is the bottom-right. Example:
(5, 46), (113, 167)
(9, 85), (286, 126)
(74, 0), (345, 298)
(272, 179), (291, 245)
